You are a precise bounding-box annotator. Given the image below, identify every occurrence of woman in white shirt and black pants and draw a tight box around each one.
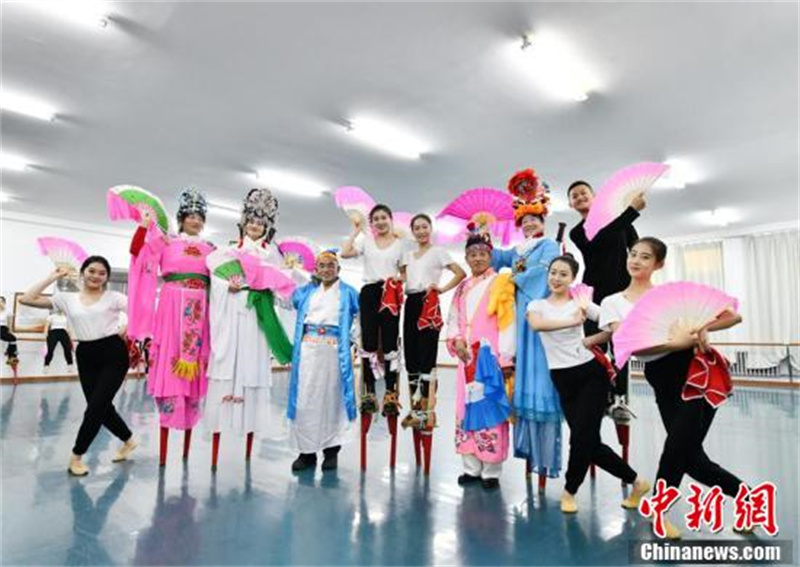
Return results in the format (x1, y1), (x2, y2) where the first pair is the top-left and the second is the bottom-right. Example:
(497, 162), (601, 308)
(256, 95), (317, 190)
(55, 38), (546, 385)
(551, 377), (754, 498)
(528, 254), (650, 514)
(400, 214), (465, 417)
(44, 309), (74, 371)
(21, 256), (137, 477)
(341, 204), (406, 416)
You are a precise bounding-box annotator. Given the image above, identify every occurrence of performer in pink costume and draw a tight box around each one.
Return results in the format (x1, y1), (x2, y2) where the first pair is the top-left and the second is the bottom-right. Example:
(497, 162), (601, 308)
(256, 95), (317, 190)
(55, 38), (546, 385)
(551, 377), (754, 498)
(128, 187), (215, 464)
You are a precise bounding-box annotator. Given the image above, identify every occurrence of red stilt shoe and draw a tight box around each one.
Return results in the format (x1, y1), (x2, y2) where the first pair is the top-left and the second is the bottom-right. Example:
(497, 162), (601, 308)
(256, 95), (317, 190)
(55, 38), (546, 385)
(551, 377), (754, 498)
(538, 473), (547, 493)
(159, 426), (168, 467)
(246, 432), (254, 461)
(183, 428), (192, 461)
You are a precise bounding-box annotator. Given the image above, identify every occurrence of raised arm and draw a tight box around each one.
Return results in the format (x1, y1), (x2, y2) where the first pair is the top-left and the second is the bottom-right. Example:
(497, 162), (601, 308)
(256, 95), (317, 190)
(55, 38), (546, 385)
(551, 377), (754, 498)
(20, 268), (68, 309)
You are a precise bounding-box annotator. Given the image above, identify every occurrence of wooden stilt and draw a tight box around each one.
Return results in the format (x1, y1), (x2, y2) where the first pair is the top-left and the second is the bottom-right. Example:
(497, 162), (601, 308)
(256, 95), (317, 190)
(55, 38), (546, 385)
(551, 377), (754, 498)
(412, 430), (422, 466)
(388, 415), (398, 469)
(360, 413), (370, 472)
(421, 433), (433, 476)
(538, 473), (547, 493)
(245, 431), (254, 461)
(525, 458), (532, 480)
(159, 426), (168, 467)
(211, 432), (220, 471)
(182, 428), (192, 460)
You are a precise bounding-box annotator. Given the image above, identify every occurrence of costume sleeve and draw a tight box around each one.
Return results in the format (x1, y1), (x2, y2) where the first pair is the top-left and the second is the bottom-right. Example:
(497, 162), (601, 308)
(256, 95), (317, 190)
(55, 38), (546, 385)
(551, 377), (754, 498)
(126, 224), (165, 340)
(491, 247), (514, 271)
(592, 207), (640, 246)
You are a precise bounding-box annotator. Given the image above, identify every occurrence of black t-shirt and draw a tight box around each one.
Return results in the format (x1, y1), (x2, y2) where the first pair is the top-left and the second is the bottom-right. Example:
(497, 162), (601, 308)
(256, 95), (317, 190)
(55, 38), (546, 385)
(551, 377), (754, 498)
(569, 207), (640, 303)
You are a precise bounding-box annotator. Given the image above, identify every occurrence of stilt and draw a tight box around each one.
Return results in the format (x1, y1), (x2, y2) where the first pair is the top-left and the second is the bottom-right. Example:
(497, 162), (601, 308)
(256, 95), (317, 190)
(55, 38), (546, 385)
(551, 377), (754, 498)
(616, 423), (630, 462)
(538, 473), (547, 493)
(525, 458), (532, 480)
(360, 413), (370, 472)
(183, 428), (192, 460)
(388, 415), (398, 469)
(245, 432), (254, 461)
(412, 429), (422, 466)
(590, 463), (597, 479)
(421, 432), (433, 476)
(159, 426), (168, 467)
(211, 432), (220, 471)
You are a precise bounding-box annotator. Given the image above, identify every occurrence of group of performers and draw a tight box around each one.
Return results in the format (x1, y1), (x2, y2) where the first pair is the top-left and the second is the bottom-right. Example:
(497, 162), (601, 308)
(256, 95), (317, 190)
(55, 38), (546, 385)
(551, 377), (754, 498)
(17, 168), (747, 540)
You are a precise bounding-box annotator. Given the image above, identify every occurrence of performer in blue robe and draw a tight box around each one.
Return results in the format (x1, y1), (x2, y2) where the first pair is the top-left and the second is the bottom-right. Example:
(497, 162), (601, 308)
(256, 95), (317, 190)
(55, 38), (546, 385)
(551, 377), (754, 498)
(287, 250), (359, 472)
(492, 168), (563, 479)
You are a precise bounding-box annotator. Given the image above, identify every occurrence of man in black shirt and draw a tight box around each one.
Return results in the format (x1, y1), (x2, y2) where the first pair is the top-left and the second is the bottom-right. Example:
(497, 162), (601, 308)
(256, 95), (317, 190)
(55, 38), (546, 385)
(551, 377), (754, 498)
(567, 181), (646, 424)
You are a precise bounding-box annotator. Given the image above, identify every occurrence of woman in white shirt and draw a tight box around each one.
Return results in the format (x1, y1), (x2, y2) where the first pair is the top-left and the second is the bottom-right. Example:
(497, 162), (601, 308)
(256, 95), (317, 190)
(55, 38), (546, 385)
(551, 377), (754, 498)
(341, 204), (405, 416)
(528, 254), (650, 514)
(21, 256), (137, 477)
(599, 237), (744, 539)
(399, 213), (465, 430)
(43, 308), (74, 372)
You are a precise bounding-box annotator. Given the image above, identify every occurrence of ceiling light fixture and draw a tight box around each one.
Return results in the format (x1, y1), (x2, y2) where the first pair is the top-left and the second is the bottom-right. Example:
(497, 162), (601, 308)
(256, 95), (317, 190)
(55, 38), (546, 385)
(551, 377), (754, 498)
(22, 1), (111, 28)
(0, 91), (57, 121)
(0, 190), (14, 203)
(207, 199), (242, 220)
(516, 31), (599, 102)
(0, 154), (31, 172)
(345, 117), (428, 160)
(255, 169), (327, 198)
(702, 208), (738, 227)
(653, 158), (699, 190)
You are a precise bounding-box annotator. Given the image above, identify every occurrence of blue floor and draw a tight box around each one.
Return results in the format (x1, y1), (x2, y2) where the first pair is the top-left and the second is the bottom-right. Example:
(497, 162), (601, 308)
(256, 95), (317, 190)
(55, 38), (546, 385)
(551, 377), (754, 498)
(1, 372), (798, 566)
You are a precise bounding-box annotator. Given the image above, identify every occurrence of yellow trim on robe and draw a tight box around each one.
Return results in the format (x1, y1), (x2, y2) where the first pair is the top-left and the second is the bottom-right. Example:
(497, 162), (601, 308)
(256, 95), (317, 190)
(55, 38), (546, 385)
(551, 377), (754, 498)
(487, 272), (515, 331)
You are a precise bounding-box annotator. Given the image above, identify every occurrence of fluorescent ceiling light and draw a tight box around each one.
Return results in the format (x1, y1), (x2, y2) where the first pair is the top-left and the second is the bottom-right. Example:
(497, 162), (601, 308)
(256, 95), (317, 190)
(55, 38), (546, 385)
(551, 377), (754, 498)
(701, 208), (739, 227)
(516, 32), (599, 102)
(22, 1), (111, 28)
(0, 191), (14, 203)
(207, 199), (242, 220)
(255, 169), (327, 198)
(0, 91), (57, 121)
(345, 117), (428, 160)
(548, 194), (569, 213)
(653, 159), (699, 190)
(0, 154), (31, 172)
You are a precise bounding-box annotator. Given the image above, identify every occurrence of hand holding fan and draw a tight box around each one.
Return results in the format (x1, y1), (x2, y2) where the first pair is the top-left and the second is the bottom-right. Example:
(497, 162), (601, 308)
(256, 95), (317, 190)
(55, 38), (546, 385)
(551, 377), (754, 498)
(334, 186), (375, 232)
(107, 185), (170, 234)
(569, 283), (594, 309)
(612, 282), (739, 366)
(584, 162), (669, 241)
(234, 251), (297, 298)
(36, 237), (88, 281)
(277, 236), (318, 272)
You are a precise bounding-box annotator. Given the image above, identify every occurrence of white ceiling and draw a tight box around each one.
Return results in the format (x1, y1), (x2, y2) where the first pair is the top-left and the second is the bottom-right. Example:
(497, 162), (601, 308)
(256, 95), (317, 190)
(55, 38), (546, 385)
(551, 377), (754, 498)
(1, 2), (798, 246)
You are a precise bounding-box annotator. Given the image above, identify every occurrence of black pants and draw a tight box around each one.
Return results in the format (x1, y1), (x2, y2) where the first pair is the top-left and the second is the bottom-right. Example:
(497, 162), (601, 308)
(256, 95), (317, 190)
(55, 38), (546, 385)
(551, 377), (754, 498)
(403, 292), (440, 398)
(359, 282), (400, 393)
(552, 359), (638, 494)
(1, 325), (18, 357)
(45, 328), (73, 366)
(645, 350), (743, 497)
(73, 335), (132, 455)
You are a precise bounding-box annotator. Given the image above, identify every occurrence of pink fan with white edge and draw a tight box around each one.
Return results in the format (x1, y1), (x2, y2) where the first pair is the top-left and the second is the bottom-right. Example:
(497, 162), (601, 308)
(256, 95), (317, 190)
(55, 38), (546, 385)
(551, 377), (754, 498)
(612, 282), (739, 367)
(391, 211), (415, 238)
(334, 186), (376, 229)
(584, 162), (670, 241)
(436, 188), (515, 244)
(569, 283), (594, 308)
(235, 251), (297, 298)
(37, 237), (89, 280)
(277, 237), (318, 272)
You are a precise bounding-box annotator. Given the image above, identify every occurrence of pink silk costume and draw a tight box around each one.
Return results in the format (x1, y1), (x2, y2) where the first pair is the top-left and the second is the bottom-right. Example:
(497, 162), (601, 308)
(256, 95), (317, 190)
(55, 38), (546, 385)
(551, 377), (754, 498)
(128, 223), (215, 429)
(446, 269), (516, 464)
